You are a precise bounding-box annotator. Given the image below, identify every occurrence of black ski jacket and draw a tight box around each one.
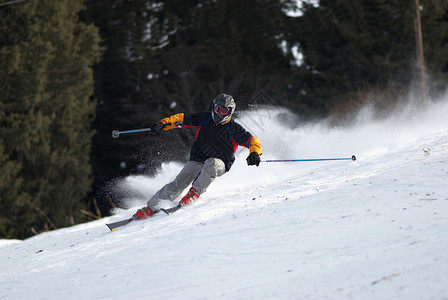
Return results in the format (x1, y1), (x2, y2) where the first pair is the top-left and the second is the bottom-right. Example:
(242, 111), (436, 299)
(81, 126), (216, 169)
(183, 112), (253, 171)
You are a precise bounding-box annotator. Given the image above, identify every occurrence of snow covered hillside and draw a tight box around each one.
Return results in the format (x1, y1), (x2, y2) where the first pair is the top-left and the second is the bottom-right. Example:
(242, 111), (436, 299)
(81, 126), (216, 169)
(1, 99), (448, 300)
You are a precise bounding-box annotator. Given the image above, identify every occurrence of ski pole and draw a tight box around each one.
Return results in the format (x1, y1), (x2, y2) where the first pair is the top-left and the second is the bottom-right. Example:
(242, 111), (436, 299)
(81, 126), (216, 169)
(111, 128), (152, 138)
(262, 155), (356, 163)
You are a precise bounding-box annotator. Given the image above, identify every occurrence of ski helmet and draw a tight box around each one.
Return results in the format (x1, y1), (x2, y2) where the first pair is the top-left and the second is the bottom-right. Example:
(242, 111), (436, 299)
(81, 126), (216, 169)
(211, 94), (236, 125)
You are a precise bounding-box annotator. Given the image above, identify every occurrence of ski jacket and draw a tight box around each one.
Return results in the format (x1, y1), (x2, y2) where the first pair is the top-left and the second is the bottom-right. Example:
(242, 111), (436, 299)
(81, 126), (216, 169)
(159, 112), (262, 171)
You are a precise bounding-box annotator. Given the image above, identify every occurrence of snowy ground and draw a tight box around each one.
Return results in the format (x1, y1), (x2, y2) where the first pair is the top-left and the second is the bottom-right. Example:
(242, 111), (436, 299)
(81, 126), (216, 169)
(1, 99), (448, 300)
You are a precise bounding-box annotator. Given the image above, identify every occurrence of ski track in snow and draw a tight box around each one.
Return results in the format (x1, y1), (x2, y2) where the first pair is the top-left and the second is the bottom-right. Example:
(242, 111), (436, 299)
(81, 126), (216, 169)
(1, 101), (448, 299)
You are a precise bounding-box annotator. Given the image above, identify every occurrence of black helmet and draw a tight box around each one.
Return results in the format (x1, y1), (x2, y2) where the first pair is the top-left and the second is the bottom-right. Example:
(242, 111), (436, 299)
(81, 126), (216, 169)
(211, 94), (236, 124)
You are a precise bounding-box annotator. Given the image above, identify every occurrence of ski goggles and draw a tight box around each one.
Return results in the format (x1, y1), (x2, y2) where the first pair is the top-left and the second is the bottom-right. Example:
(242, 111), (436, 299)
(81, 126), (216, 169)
(214, 104), (230, 116)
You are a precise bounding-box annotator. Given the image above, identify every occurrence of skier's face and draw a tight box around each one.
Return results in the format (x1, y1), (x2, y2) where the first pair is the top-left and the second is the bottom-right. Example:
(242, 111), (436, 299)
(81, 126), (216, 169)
(214, 104), (230, 116)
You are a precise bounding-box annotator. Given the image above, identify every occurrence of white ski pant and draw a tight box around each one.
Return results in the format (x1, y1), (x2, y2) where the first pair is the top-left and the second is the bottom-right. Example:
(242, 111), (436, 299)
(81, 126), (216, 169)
(146, 158), (226, 210)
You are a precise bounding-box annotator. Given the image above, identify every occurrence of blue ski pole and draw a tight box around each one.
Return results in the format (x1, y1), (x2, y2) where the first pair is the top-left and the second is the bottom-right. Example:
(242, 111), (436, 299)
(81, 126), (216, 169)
(112, 128), (152, 138)
(262, 155), (356, 163)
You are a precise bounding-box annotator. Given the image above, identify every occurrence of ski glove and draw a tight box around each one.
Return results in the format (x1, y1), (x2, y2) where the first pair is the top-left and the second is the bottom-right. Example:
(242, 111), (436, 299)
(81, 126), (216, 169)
(150, 122), (165, 132)
(246, 152), (261, 166)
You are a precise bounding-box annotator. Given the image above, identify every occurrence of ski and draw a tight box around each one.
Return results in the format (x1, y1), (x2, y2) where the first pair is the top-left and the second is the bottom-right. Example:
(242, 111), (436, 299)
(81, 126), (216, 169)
(160, 204), (182, 215)
(106, 205), (183, 231)
(106, 216), (137, 231)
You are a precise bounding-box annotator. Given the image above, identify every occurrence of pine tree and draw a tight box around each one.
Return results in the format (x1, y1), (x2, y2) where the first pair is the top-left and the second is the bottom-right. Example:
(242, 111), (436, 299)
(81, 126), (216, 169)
(420, 0), (448, 94)
(286, 0), (448, 113)
(288, 0), (414, 110)
(0, 0), (102, 238)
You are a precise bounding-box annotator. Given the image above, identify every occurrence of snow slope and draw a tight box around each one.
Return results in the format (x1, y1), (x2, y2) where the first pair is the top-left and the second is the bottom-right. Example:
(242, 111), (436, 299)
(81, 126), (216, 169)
(1, 100), (448, 300)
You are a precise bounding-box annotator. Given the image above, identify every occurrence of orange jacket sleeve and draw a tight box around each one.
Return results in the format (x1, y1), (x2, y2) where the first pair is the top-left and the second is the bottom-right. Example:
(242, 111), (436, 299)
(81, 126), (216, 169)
(159, 113), (184, 130)
(249, 137), (262, 155)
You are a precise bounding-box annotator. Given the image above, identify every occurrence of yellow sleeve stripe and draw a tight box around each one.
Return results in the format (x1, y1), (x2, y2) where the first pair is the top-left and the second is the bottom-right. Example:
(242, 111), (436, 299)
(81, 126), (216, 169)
(160, 113), (184, 130)
(249, 137), (262, 155)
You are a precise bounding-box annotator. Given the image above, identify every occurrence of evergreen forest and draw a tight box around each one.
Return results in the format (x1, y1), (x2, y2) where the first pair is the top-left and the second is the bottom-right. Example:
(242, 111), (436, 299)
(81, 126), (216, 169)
(1, 0), (448, 239)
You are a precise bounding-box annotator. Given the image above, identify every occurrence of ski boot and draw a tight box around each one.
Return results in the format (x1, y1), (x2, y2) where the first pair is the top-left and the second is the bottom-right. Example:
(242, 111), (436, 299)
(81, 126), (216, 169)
(179, 187), (200, 206)
(134, 205), (155, 219)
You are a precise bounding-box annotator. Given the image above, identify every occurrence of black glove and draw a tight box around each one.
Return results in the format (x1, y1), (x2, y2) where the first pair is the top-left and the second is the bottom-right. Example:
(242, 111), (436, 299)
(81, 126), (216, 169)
(150, 122), (165, 132)
(246, 152), (260, 166)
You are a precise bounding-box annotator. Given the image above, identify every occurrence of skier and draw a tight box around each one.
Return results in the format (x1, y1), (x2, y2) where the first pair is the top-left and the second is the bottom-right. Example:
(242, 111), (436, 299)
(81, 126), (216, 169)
(134, 94), (262, 219)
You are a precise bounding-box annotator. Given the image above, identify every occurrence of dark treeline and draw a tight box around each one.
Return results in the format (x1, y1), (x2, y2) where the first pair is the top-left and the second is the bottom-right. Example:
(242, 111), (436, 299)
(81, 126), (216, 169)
(1, 0), (447, 239)
(0, 0), (101, 238)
